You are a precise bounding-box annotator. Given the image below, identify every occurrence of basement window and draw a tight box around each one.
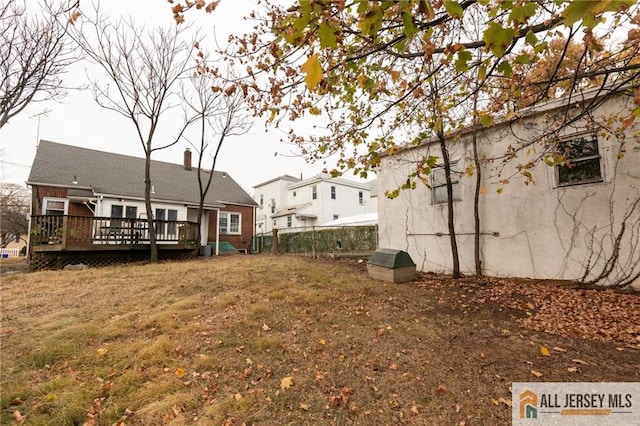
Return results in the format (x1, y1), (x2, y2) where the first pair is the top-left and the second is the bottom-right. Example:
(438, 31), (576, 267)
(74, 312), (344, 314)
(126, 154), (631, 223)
(556, 135), (603, 186)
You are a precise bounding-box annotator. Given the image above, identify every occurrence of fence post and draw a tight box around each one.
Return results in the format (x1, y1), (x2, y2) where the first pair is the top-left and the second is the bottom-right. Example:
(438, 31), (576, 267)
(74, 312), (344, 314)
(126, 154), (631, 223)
(272, 228), (279, 255)
(312, 226), (316, 258)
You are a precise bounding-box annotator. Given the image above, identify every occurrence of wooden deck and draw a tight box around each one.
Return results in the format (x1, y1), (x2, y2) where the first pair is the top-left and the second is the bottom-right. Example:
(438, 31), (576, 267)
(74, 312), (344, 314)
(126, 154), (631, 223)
(30, 215), (198, 252)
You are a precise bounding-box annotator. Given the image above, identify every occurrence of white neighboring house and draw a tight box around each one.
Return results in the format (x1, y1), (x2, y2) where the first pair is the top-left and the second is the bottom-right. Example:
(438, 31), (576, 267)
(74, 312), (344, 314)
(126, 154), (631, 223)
(377, 88), (640, 288)
(254, 173), (375, 234)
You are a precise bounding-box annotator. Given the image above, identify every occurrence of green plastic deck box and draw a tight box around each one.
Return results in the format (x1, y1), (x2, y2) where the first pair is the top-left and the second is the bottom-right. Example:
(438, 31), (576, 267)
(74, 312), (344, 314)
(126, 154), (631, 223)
(367, 248), (416, 283)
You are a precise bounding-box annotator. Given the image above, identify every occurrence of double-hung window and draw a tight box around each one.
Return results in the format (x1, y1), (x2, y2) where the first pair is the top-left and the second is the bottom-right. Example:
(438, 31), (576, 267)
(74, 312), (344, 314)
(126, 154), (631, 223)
(220, 212), (241, 234)
(556, 135), (603, 186)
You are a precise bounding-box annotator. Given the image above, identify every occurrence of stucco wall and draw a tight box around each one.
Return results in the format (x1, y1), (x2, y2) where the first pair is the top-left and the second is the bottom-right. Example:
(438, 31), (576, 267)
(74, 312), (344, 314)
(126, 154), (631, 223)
(378, 94), (640, 287)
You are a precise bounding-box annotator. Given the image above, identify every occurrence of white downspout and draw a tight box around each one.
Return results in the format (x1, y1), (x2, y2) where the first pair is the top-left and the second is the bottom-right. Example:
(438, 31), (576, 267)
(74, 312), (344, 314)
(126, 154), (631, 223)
(26, 185), (33, 259)
(200, 210), (208, 246)
(215, 208), (220, 256)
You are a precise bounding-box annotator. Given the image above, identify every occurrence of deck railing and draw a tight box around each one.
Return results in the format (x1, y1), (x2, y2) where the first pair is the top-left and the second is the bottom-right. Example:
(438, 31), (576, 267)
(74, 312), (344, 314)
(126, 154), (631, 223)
(30, 215), (198, 249)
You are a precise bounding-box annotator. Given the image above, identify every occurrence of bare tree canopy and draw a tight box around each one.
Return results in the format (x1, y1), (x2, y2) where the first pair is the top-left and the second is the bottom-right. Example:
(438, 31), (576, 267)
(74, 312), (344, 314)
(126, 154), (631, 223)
(0, 0), (75, 129)
(181, 48), (252, 249)
(67, 5), (199, 262)
(0, 182), (29, 247)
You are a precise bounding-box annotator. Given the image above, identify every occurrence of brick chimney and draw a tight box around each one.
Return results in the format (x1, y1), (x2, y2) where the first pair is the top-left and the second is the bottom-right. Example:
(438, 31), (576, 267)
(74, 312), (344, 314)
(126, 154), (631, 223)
(184, 148), (192, 171)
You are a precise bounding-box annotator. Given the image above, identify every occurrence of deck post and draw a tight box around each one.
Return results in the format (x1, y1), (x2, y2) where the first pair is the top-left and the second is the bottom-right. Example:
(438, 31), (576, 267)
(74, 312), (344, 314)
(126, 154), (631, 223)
(61, 216), (68, 250)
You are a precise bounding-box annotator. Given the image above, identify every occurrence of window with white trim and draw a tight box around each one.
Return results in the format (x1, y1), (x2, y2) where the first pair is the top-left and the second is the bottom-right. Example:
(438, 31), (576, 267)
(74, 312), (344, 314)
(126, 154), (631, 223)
(42, 198), (68, 215)
(358, 191), (364, 205)
(431, 162), (460, 204)
(220, 212), (241, 234)
(556, 135), (603, 186)
(330, 186), (336, 200)
(287, 215), (292, 228)
(312, 185), (317, 200)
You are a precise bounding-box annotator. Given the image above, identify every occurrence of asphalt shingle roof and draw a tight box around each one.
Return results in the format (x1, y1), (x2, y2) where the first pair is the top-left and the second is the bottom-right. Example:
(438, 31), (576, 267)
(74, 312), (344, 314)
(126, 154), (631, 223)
(27, 140), (258, 208)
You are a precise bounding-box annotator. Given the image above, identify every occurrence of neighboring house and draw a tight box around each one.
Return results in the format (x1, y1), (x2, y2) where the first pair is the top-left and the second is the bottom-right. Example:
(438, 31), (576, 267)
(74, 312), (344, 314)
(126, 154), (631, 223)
(0, 233), (27, 257)
(27, 140), (258, 263)
(320, 212), (378, 228)
(378, 89), (640, 287)
(253, 174), (301, 234)
(367, 179), (378, 214)
(253, 172), (374, 234)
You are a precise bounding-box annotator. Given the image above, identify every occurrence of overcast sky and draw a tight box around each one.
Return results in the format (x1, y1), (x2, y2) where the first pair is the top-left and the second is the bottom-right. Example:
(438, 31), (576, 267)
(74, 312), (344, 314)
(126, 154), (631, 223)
(0, 0), (369, 193)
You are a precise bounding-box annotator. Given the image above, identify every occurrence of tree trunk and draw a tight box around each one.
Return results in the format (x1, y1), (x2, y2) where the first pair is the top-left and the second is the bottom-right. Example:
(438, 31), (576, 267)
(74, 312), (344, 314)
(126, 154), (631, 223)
(272, 228), (279, 255)
(472, 128), (482, 276)
(144, 153), (158, 263)
(438, 133), (461, 278)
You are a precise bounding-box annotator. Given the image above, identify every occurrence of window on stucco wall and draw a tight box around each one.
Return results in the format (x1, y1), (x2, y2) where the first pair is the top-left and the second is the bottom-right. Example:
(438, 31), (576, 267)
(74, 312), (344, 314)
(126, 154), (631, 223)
(556, 135), (603, 186)
(431, 162), (460, 204)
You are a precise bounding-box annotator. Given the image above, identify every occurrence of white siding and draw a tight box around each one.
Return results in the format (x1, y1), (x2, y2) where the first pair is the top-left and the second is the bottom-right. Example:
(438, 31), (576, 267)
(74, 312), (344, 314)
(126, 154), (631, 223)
(254, 178), (298, 233)
(98, 198), (188, 221)
(254, 174), (373, 234)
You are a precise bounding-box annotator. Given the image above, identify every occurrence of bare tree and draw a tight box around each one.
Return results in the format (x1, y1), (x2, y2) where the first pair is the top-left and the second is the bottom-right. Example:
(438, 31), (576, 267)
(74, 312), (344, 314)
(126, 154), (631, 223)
(68, 9), (198, 262)
(181, 57), (251, 252)
(0, 183), (30, 247)
(0, 0), (75, 129)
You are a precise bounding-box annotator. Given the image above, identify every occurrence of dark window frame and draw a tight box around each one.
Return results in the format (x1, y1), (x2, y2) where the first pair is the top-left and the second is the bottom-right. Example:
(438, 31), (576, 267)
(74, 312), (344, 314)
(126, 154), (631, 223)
(556, 135), (603, 187)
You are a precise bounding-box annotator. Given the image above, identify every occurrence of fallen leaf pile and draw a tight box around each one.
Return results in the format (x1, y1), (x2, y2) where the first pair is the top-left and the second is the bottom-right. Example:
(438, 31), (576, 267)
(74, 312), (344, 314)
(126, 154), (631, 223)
(472, 279), (640, 347)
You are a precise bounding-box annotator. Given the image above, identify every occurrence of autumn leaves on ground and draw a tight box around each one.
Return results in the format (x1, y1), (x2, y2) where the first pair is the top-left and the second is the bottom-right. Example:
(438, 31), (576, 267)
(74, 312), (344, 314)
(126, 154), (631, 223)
(1, 256), (639, 425)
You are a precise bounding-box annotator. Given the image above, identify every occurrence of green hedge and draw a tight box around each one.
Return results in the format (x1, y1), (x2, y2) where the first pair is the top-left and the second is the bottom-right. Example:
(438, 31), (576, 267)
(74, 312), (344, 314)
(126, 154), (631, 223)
(253, 226), (378, 254)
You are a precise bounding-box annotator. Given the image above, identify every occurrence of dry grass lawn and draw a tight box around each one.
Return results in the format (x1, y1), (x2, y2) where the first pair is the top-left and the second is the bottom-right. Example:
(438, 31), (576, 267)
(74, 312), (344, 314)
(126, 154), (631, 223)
(1, 255), (638, 425)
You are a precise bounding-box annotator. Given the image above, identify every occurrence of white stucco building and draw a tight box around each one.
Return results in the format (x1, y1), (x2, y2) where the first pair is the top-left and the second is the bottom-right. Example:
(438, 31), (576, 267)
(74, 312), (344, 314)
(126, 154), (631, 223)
(254, 173), (375, 234)
(377, 89), (640, 287)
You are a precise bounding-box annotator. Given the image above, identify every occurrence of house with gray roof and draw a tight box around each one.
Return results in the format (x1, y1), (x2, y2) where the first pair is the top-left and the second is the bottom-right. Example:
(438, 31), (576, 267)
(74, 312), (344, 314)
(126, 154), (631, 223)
(27, 140), (258, 268)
